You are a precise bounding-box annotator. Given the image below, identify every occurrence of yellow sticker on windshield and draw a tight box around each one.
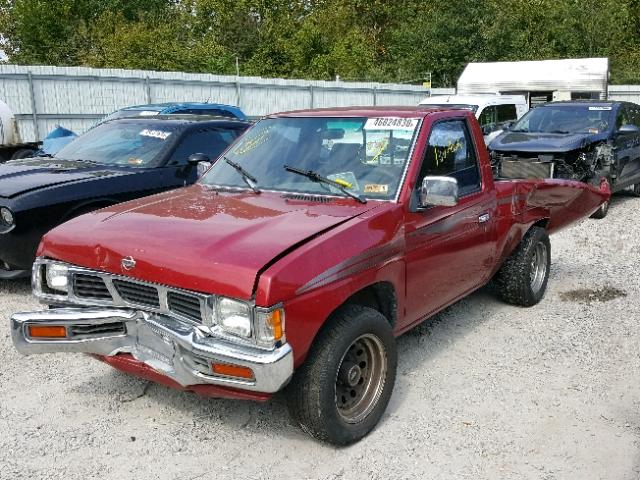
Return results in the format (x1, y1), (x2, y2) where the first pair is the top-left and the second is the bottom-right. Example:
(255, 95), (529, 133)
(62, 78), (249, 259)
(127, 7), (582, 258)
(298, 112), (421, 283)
(333, 178), (353, 188)
(364, 184), (389, 194)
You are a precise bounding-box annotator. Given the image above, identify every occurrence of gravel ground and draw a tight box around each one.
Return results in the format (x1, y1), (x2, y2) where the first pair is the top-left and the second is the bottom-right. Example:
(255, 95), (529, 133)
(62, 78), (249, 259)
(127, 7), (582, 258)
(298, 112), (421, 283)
(1, 193), (639, 480)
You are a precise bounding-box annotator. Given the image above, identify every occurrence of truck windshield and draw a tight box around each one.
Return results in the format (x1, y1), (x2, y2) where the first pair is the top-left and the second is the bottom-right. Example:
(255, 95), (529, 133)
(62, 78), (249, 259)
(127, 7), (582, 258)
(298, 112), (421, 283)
(55, 120), (178, 167)
(511, 105), (613, 134)
(200, 116), (421, 200)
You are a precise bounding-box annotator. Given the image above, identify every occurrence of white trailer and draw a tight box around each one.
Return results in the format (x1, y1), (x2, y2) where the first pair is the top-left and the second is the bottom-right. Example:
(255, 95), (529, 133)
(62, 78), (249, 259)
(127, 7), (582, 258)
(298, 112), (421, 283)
(457, 58), (610, 107)
(0, 99), (42, 160)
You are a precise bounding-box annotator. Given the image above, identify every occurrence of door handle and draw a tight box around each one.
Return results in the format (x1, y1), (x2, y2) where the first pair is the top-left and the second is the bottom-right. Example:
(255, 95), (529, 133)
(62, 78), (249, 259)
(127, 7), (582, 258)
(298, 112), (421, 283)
(478, 213), (491, 224)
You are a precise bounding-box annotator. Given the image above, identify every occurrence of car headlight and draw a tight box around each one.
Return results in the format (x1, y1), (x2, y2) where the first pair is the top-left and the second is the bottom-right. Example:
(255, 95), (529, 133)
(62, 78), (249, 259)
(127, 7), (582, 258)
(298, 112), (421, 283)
(217, 297), (252, 338)
(45, 263), (69, 293)
(0, 207), (14, 228)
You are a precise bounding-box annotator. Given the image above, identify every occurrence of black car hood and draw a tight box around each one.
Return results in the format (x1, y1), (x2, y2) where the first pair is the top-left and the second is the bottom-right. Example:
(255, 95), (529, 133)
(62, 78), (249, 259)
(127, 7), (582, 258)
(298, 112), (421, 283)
(490, 131), (611, 153)
(0, 158), (136, 198)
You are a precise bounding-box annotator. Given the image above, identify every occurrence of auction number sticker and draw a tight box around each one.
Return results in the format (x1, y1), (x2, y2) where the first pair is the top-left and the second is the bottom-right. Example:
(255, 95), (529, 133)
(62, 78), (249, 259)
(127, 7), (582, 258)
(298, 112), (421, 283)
(140, 129), (172, 140)
(589, 106), (612, 111)
(364, 117), (420, 130)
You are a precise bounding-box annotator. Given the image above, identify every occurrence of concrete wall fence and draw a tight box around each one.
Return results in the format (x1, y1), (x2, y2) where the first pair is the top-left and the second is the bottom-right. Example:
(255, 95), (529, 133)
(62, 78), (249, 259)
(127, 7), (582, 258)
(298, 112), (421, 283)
(0, 64), (454, 142)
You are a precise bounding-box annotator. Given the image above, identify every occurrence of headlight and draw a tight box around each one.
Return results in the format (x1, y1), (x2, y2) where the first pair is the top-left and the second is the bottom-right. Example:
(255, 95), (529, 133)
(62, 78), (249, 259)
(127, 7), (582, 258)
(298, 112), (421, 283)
(0, 207), (14, 227)
(255, 306), (285, 347)
(45, 263), (69, 293)
(217, 297), (252, 338)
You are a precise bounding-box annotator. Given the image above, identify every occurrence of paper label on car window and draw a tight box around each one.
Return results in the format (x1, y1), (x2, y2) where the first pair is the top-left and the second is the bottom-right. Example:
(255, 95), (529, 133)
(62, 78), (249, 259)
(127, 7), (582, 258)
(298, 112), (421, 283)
(364, 117), (420, 130)
(364, 184), (389, 194)
(589, 106), (612, 111)
(140, 129), (171, 140)
(139, 110), (160, 116)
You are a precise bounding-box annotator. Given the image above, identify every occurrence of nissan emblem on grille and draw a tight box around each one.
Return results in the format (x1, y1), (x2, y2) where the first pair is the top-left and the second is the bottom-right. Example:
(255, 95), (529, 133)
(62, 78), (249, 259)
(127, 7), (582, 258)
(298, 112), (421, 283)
(121, 256), (136, 271)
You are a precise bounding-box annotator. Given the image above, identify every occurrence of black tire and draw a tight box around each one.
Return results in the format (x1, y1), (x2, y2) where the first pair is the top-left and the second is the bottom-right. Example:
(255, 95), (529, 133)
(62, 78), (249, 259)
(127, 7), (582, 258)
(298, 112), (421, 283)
(286, 304), (397, 445)
(10, 148), (35, 160)
(493, 226), (551, 307)
(590, 199), (610, 219)
(632, 184), (640, 197)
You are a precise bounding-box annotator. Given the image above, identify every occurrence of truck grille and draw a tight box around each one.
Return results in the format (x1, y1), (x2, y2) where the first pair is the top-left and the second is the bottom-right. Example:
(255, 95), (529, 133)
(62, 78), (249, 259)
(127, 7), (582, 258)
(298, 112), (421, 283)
(66, 268), (208, 324)
(167, 291), (203, 322)
(113, 280), (160, 308)
(500, 159), (554, 179)
(74, 274), (112, 300)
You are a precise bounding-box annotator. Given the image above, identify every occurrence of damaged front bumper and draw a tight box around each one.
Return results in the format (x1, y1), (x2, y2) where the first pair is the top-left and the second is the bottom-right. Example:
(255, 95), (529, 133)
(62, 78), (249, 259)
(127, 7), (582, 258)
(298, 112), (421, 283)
(11, 308), (294, 394)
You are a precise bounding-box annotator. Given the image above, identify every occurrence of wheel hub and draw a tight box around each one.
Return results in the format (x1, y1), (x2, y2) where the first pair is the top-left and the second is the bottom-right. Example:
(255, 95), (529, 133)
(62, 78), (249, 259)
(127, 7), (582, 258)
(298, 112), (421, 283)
(339, 361), (362, 387)
(335, 334), (387, 424)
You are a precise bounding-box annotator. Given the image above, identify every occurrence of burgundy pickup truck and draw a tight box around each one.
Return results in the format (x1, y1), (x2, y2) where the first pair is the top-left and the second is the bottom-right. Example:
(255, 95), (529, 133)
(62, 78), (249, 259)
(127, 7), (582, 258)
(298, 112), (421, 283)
(11, 107), (608, 445)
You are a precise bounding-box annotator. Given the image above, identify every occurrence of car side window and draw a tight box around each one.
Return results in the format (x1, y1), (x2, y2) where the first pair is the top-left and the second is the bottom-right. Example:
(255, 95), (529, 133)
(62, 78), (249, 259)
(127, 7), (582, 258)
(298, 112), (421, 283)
(478, 106), (496, 128)
(616, 106), (631, 129)
(496, 104), (518, 123)
(168, 129), (241, 165)
(418, 120), (481, 197)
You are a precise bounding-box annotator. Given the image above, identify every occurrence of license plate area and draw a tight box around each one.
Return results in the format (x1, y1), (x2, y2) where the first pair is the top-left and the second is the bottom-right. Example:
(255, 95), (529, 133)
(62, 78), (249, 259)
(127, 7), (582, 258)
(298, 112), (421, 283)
(133, 322), (175, 372)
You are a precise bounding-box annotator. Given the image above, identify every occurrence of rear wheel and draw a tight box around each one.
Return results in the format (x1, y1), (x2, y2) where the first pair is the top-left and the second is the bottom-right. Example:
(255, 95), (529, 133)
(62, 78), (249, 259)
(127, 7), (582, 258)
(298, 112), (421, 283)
(493, 226), (551, 307)
(10, 148), (36, 160)
(287, 305), (397, 445)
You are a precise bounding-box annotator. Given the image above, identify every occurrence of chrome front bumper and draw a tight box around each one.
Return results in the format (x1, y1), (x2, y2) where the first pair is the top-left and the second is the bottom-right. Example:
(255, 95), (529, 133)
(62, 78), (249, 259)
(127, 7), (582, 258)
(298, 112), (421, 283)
(11, 308), (294, 393)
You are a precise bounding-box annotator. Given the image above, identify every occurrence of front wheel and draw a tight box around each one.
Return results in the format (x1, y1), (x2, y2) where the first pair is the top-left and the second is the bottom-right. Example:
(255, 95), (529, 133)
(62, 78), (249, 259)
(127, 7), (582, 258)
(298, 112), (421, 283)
(493, 226), (551, 307)
(590, 199), (610, 219)
(286, 305), (397, 445)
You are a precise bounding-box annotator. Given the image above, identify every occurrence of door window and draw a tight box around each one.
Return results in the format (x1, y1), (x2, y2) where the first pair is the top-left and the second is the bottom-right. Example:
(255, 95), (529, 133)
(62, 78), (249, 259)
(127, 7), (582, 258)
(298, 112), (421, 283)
(168, 128), (241, 165)
(478, 106), (497, 128)
(418, 120), (481, 196)
(496, 104), (518, 123)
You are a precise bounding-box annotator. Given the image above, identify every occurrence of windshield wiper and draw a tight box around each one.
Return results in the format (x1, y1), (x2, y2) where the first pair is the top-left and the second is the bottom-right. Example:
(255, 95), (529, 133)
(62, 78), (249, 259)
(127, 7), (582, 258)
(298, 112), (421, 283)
(549, 130), (571, 134)
(284, 165), (367, 204)
(224, 156), (260, 193)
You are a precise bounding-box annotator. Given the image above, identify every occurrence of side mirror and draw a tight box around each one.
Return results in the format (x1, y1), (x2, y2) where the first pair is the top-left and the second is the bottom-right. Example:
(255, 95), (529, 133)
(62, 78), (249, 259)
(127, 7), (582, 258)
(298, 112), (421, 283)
(617, 124), (640, 134)
(187, 152), (210, 165)
(419, 176), (459, 208)
(187, 153), (212, 177)
(500, 121), (514, 131)
(481, 125), (493, 136)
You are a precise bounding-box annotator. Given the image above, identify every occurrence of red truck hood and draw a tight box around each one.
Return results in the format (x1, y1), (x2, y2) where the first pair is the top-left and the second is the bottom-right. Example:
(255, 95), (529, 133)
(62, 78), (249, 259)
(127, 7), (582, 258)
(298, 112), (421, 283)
(39, 185), (376, 299)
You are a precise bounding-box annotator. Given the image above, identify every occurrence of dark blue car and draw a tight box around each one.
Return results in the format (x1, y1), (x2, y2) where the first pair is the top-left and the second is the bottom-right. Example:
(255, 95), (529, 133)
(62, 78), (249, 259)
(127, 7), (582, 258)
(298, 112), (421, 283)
(490, 100), (640, 218)
(0, 115), (249, 278)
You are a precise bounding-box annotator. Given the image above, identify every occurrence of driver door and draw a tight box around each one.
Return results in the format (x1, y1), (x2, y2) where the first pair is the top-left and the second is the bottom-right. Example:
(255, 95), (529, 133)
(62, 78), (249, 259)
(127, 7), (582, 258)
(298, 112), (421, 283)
(404, 118), (497, 325)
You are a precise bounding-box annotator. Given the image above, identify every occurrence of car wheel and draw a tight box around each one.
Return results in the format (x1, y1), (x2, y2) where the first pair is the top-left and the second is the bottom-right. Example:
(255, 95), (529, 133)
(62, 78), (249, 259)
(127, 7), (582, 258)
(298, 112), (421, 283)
(10, 148), (36, 160)
(632, 184), (640, 197)
(287, 304), (397, 445)
(590, 199), (610, 219)
(493, 226), (551, 307)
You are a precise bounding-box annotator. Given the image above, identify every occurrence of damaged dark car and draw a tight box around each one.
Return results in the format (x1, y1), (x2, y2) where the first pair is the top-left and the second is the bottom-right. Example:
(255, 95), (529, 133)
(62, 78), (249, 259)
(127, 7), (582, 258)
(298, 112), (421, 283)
(490, 101), (640, 218)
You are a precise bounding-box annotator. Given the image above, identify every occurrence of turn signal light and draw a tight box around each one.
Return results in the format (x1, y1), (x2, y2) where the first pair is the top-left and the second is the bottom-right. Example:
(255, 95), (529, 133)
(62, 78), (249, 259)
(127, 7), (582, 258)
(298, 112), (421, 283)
(211, 362), (255, 380)
(28, 325), (67, 338)
(269, 309), (284, 341)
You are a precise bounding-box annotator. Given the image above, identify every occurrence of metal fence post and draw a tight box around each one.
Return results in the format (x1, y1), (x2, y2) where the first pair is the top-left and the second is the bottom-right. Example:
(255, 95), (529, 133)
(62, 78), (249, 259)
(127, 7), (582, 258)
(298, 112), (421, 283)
(27, 71), (40, 141)
(373, 86), (378, 106)
(145, 76), (152, 104)
(309, 85), (314, 108)
(235, 79), (242, 110)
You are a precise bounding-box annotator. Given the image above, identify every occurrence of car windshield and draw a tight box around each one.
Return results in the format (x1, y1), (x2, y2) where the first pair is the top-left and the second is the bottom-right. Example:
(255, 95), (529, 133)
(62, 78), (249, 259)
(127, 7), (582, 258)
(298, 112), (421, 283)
(511, 105), (614, 134)
(200, 116), (422, 200)
(421, 104), (478, 113)
(55, 120), (179, 167)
